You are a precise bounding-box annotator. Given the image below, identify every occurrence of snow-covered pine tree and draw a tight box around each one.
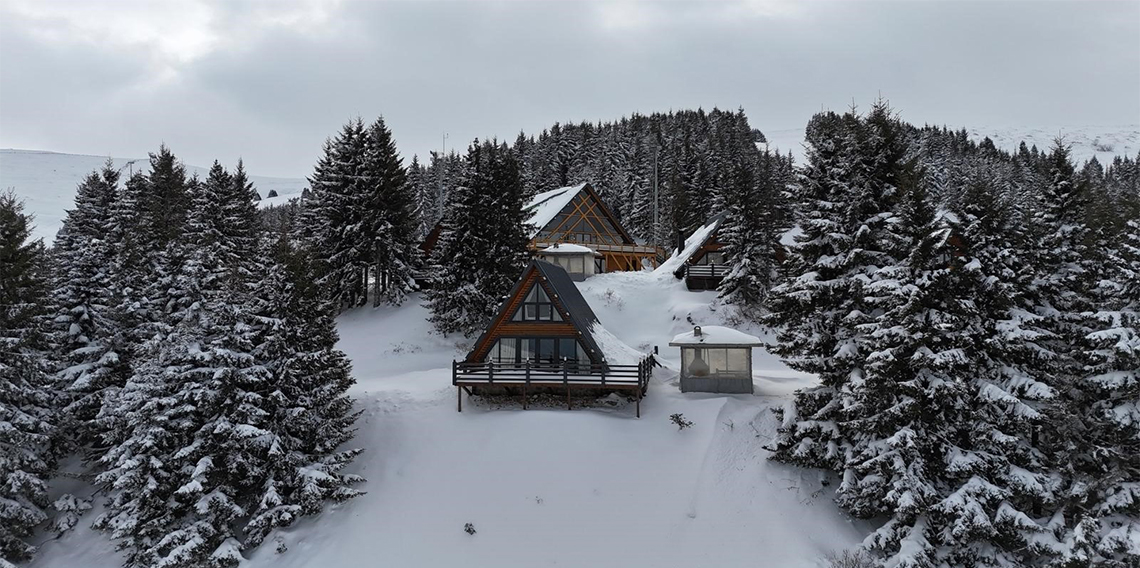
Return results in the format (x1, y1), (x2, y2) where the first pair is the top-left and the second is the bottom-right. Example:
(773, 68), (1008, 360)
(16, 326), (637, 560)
(51, 161), (131, 450)
(0, 191), (58, 563)
(306, 119), (370, 310)
(1066, 209), (1140, 565)
(407, 155), (435, 240)
(717, 149), (780, 317)
(220, 159), (263, 289)
(244, 235), (363, 548)
(765, 104), (907, 473)
(361, 117), (417, 306)
(426, 139), (529, 336)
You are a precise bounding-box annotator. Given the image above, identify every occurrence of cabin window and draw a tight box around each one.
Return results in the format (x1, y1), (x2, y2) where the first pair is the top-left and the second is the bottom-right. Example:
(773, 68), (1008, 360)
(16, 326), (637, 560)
(484, 337), (591, 367)
(594, 257), (606, 273)
(680, 347), (749, 379)
(696, 251), (727, 265)
(511, 285), (563, 322)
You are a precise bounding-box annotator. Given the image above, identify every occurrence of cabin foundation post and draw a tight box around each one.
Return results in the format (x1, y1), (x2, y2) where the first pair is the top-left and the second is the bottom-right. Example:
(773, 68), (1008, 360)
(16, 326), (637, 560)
(563, 359), (571, 410)
(454, 360), (462, 413)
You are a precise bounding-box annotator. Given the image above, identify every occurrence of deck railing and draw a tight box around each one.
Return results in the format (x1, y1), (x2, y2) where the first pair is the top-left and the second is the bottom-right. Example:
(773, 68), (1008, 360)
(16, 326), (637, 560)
(452, 356), (653, 417)
(684, 264), (729, 278)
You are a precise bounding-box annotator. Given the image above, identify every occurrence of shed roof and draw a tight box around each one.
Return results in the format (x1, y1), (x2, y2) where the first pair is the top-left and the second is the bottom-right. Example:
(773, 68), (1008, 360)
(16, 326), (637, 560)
(669, 325), (763, 347)
(538, 243), (598, 255)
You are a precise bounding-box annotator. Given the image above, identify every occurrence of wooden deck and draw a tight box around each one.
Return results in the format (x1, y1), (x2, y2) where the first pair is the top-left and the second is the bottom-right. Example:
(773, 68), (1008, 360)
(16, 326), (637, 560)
(452, 357), (653, 417)
(682, 264), (728, 290)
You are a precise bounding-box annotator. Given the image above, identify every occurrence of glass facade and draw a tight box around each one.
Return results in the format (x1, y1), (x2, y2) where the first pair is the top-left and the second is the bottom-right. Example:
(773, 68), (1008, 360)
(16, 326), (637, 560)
(484, 337), (592, 369)
(680, 347), (750, 379)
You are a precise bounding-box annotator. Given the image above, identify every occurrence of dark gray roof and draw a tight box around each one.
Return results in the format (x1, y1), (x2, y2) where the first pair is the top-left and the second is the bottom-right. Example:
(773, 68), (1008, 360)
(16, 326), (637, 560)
(465, 259), (607, 367)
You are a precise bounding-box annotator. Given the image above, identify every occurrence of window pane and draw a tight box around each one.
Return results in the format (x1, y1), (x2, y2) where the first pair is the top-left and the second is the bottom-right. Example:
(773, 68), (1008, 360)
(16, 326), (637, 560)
(538, 339), (556, 363)
(577, 343), (589, 366)
(521, 338), (534, 361)
(525, 305), (537, 319)
(512, 306), (523, 321)
(535, 286), (548, 302)
(501, 339), (518, 364)
(559, 339), (577, 360)
(726, 348), (748, 373)
(708, 348), (728, 374)
(551, 308), (562, 321)
(538, 304), (552, 320)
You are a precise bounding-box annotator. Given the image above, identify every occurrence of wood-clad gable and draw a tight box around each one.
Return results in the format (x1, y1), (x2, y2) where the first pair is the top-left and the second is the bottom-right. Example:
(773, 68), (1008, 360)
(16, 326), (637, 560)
(528, 183), (660, 272)
(465, 260), (606, 367)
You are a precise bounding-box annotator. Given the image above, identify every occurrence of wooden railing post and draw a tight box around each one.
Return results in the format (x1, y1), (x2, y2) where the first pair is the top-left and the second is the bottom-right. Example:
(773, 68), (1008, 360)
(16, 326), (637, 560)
(454, 360), (462, 413)
(563, 358), (571, 410)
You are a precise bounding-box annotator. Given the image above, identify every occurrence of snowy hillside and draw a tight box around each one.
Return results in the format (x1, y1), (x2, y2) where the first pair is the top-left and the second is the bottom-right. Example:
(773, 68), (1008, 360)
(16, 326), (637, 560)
(0, 149), (307, 242)
(762, 124), (1140, 165)
(29, 267), (868, 568)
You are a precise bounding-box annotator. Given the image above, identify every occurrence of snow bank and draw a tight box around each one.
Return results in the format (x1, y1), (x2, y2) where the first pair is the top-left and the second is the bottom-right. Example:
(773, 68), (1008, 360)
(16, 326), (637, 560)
(590, 322), (647, 365)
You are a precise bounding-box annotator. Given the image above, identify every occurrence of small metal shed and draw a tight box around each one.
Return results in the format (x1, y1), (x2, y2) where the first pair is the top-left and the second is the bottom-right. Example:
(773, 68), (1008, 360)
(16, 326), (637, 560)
(669, 325), (762, 394)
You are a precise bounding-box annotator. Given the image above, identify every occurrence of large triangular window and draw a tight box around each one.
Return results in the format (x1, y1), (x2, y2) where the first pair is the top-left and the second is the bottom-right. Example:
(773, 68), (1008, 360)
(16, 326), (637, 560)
(511, 284), (564, 322)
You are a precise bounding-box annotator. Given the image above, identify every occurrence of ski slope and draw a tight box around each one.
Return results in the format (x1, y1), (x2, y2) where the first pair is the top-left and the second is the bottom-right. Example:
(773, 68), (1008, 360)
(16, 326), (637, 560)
(0, 149), (307, 243)
(29, 266), (868, 568)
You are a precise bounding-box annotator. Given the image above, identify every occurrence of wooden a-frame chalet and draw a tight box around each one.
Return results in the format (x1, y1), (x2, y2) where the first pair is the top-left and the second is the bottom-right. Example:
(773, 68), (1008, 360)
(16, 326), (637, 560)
(672, 215), (729, 290)
(525, 183), (660, 272)
(452, 259), (652, 415)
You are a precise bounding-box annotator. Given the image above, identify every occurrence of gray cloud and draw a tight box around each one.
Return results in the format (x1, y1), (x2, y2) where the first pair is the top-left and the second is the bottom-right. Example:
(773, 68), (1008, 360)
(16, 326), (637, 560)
(1, 0), (1137, 178)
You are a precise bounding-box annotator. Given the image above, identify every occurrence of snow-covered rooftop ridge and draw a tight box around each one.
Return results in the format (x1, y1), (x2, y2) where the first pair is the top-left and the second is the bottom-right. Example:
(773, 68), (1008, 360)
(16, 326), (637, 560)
(669, 325), (762, 346)
(539, 243), (596, 254)
(589, 322), (646, 365)
(654, 218), (720, 275)
(524, 183), (587, 236)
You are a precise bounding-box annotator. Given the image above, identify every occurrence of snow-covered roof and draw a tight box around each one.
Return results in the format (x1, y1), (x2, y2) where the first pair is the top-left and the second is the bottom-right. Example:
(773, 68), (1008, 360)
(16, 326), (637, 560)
(525, 183), (587, 236)
(669, 326), (763, 347)
(538, 243), (597, 255)
(654, 218), (720, 275)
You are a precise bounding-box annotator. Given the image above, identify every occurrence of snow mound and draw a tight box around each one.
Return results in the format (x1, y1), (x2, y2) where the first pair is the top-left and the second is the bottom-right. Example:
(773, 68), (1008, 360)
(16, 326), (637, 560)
(590, 322), (647, 365)
(539, 243), (596, 255)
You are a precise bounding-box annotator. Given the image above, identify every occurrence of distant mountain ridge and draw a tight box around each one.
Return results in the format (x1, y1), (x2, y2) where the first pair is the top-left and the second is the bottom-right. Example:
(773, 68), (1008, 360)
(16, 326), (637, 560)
(1, 148), (308, 242)
(763, 124), (1140, 165)
(5, 124), (1138, 243)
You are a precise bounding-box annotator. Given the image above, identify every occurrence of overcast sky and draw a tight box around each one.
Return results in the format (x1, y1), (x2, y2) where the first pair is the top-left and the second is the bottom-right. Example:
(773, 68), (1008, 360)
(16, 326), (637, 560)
(1, 0), (1137, 178)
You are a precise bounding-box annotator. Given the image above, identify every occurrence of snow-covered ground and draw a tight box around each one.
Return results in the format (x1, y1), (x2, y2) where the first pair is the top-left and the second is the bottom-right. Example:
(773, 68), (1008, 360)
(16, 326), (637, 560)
(30, 265), (867, 568)
(762, 124), (1140, 166)
(0, 149), (307, 243)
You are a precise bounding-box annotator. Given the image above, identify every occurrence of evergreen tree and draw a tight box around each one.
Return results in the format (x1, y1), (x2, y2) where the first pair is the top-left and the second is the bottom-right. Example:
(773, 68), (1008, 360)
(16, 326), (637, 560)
(426, 139), (529, 336)
(244, 236), (363, 548)
(51, 162), (131, 449)
(718, 149), (779, 316)
(306, 119), (370, 309)
(0, 191), (57, 562)
(360, 117), (417, 306)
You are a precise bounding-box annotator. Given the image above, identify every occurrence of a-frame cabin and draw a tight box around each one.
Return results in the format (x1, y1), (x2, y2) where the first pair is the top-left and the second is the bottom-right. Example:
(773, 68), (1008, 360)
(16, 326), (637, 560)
(452, 259), (653, 415)
(464, 259), (606, 370)
(673, 215), (729, 290)
(525, 183), (660, 272)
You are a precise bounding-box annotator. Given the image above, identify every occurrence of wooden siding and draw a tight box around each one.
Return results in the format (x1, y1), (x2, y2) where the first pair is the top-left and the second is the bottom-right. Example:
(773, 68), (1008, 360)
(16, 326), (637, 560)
(466, 268), (595, 363)
(528, 184), (661, 271)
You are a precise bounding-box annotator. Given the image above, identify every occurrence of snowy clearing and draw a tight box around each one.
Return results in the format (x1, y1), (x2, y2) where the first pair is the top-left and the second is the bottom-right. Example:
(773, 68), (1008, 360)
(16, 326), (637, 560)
(30, 268), (865, 568)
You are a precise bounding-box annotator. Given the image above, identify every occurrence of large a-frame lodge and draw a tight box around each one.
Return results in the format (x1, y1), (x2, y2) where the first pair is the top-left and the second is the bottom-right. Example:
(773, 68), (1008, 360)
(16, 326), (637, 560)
(524, 183), (660, 272)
